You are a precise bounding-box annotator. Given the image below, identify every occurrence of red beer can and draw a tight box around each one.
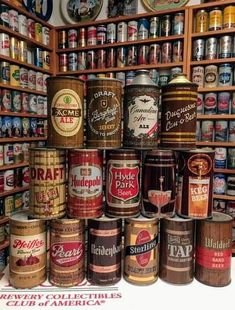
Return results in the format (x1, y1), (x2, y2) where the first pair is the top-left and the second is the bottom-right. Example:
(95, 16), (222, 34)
(68, 149), (103, 219)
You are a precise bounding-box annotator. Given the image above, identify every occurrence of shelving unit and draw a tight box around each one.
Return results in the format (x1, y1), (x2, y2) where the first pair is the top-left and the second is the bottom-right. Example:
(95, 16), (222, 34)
(0, 186), (30, 198)
(0, 162), (29, 171)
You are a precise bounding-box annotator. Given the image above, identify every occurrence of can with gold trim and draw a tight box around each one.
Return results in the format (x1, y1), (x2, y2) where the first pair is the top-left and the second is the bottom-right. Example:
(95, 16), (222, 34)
(223, 6), (235, 29)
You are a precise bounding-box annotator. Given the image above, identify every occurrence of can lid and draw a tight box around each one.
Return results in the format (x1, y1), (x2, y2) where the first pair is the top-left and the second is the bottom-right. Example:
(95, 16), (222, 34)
(163, 215), (193, 222)
(125, 70), (159, 88)
(90, 216), (120, 222)
(47, 76), (84, 83)
(86, 77), (123, 83)
(125, 215), (158, 224)
(205, 212), (233, 223)
(168, 73), (198, 86)
(10, 210), (45, 222)
(185, 148), (215, 154)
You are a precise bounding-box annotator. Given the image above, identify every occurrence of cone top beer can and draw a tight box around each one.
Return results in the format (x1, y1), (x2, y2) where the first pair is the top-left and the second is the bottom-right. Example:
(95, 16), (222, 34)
(124, 216), (158, 285)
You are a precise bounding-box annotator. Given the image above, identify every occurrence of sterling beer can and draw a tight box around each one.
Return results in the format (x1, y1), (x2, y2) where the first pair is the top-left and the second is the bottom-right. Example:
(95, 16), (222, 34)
(124, 216), (158, 285)
(159, 216), (195, 284)
(87, 217), (122, 285)
(106, 149), (141, 218)
(176, 149), (214, 219)
(68, 149), (103, 219)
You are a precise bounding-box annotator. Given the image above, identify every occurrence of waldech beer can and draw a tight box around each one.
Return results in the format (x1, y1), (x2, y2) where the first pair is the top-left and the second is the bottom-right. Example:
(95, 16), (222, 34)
(106, 149), (141, 218)
(87, 217), (122, 285)
(195, 212), (232, 287)
(124, 216), (158, 285)
(176, 149), (214, 219)
(50, 219), (85, 287)
(68, 149), (103, 219)
(159, 216), (195, 284)
(123, 70), (160, 149)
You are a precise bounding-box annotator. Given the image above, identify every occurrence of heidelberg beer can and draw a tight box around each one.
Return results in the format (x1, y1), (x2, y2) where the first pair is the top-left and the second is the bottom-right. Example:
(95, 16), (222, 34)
(195, 212), (232, 287)
(87, 217), (122, 285)
(160, 74), (198, 150)
(47, 77), (84, 148)
(49, 219), (85, 287)
(159, 216), (195, 284)
(106, 149), (141, 218)
(176, 149), (214, 219)
(123, 70), (159, 148)
(124, 217), (158, 285)
(86, 78), (122, 148)
(68, 149), (103, 219)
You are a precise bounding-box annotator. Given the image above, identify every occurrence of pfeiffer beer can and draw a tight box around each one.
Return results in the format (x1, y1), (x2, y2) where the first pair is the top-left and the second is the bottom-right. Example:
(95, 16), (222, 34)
(124, 216), (158, 285)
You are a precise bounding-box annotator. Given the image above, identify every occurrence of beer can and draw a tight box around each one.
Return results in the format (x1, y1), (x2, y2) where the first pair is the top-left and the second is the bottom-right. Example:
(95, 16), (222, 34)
(0, 116), (2, 137)
(1, 89), (11, 111)
(176, 149), (214, 219)
(205, 65), (218, 88)
(78, 27), (86, 47)
(9, 9), (18, 32)
(219, 36), (232, 58)
(159, 216), (194, 284)
(223, 5), (235, 29)
(58, 30), (67, 49)
(0, 4), (9, 27)
(172, 40), (183, 62)
(226, 202), (235, 225)
(107, 23), (116, 43)
(27, 47), (34, 65)
(18, 14), (27, 36)
(68, 29), (78, 48)
(19, 67), (28, 89)
(36, 96), (44, 115)
(34, 47), (43, 67)
(30, 118), (37, 137)
(215, 120), (228, 142)
(209, 7), (222, 31)
(22, 190), (29, 209)
(10, 65), (20, 87)
(127, 20), (138, 41)
(12, 90), (21, 112)
(59, 53), (68, 72)
(214, 199), (226, 212)
(42, 51), (50, 70)
(196, 9), (208, 33)
(21, 93), (29, 113)
(0, 61), (10, 84)
(127, 45), (137, 66)
(35, 23), (42, 42)
(4, 195), (14, 216)
(204, 92), (217, 114)
(87, 217), (122, 285)
(87, 26), (96, 45)
(117, 47), (127, 67)
(36, 119), (44, 137)
(96, 24), (106, 44)
(14, 192), (23, 211)
(28, 70), (36, 89)
(22, 166), (29, 185)
(117, 22), (127, 42)
(4, 169), (14, 191)
(77, 52), (86, 70)
(215, 147), (227, 169)
(218, 92), (230, 114)
(228, 148), (235, 169)
(22, 143), (30, 162)
(124, 217), (158, 285)
(43, 74), (49, 93)
(87, 50), (96, 69)
(150, 69), (160, 85)
(12, 117), (22, 137)
(0, 172), (3, 192)
(29, 94), (37, 114)
(205, 37), (217, 60)
(97, 49), (106, 69)
(14, 168), (23, 188)
(149, 16), (159, 38)
(159, 69), (170, 87)
(138, 45), (149, 65)
(116, 72), (126, 87)
(4, 144), (14, 164)
(0, 33), (10, 56)
(22, 117), (30, 137)
(68, 52), (78, 71)
(227, 176), (235, 195)
(149, 44), (161, 64)
(106, 48), (116, 68)
(161, 42), (172, 63)
(214, 174), (226, 194)
(193, 39), (205, 61)
(13, 143), (23, 164)
(125, 71), (136, 85)
(197, 93), (203, 115)
(229, 120), (235, 142)
(172, 12), (184, 35)
(138, 18), (149, 40)
(19, 40), (27, 62)
(27, 18), (35, 39)
(10, 38), (19, 59)
(195, 212), (232, 287)
(219, 64), (233, 86)
(201, 120), (214, 141)
(160, 15), (171, 36)
(2, 116), (12, 137)
(68, 149), (103, 219)
(42, 27), (50, 45)
(0, 146), (3, 167)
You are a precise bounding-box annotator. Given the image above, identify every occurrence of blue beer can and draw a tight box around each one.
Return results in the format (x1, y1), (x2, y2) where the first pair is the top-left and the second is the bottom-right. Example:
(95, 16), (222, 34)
(218, 63), (233, 86)
(2, 116), (12, 137)
(213, 174), (226, 194)
(12, 117), (22, 137)
(215, 147), (227, 168)
(30, 117), (37, 137)
(138, 18), (149, 40)
(34, 47), (43, 67)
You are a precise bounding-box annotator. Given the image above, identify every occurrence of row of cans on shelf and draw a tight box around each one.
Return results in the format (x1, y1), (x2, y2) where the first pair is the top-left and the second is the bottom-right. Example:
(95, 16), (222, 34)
(214, 174), (235, 196)
(214, 199), (235, 221)
(58, 13), (184, 49)
(0, 4), (50, 45)
(0, 166), (29, 191)
(0, 33), (50, 69)
(0, 190), (29, 217)
(193, 35), (235, 61)
(196, 120), (235, 142)
(197, 92), (235, 115)
(0, 62), (49, 92)
(59, 40), (183, 72)
(195, 5), (235, 32)
(214, 147), (235, 169)
(0, 116), (47, 138)
(0, 89), (47, 114)
(192, 64), (235, 88)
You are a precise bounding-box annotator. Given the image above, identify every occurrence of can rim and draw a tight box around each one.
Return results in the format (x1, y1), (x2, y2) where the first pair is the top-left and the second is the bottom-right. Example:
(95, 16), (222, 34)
(163, 215), (193, 222)
(29, 147), (64, 152)
(125, 215), (158, 224)
(86, 77), (123, 83)
(183, 148), (215, 154)
(10, 210), (45, 222)
(89, 216), (121, 222)
(204, 212), (233, 223)
(47, 76), (84, 82)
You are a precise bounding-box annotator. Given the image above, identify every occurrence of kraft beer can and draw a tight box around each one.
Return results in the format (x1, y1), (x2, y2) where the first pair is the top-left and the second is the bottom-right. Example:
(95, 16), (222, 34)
(19, 40), (27, 62)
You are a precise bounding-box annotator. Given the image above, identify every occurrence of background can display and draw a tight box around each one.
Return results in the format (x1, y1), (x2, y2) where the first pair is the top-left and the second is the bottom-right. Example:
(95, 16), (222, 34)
(87, 217), (122, 285)
(159, 216), (195, 284)
(50, 219), (85, 287)
(9, 211), (47, 288)
(47, 77), (84, 148)
(124, 217), (158, 285)
(195, 212), (232, 287)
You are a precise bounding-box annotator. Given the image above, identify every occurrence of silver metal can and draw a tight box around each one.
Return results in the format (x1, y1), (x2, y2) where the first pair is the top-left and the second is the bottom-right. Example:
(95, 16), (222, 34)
(107, 23), (116, 43)
(205, 37), (217, 60)
(219, 35), (232, 58)
(117, 22), (127, 42)
(193, 39), (205, 61)
(215, 120), (228, 142)
(149, 16), (159, 38)
(201, 120), (214, 141)
(229, 121), (235, 142)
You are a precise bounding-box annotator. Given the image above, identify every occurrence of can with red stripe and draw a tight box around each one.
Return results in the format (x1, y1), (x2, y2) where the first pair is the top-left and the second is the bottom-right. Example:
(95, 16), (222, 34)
(87, 26), (97, 46)
(68, 29), (78, 48)
(78, 28), (86, 47)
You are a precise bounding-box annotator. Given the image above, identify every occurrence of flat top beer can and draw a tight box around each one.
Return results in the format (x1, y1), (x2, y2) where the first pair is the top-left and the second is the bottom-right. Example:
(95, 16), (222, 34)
(86, 78), (122, 149)
(47, 77), (84, 148)
(123, 70), (159, 149)
(159, 216), (195, 284)
(176, 149), (214, 219)
(124, 216), (158, 285)
(68, 149), (103, 219)
(87, 217), (122, 285)
(195, 212), (232, 287)
(106, 149), (141, 218)
(50, 219), (85, 287)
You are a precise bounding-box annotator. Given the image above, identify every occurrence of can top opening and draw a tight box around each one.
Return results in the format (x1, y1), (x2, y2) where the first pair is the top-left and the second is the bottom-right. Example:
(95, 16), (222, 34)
(206, 212), (233, 223)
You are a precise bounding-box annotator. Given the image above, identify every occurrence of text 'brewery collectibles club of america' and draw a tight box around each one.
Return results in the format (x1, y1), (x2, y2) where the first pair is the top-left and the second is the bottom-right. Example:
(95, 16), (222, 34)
(123, 70), (160, 149)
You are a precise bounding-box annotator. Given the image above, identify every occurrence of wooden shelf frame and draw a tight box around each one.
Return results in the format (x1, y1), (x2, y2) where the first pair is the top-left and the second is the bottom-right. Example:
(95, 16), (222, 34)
(213, 194), (235, 201)
(0, 111), (47, 118)
(0, 240), (10, 252)
(0, 162), (29, 171)
(0, 137), (47, 143)
(197, 115), (235, 120)
(0, 186), (30, 198)
(0, 83), (47, 95)
(196, 142), (235, 147)
(214, 168), (235, 174)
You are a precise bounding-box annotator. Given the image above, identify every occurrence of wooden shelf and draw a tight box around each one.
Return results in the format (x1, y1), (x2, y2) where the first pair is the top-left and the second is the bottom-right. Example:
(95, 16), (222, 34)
(0, 55), (51, 74)
(197, 115), (235, 120)
(214, 168), (235, 174)
(213, 194), (235, 201)
(191, 57), (235, 66)
(0, 186), (30, 198)
(191, 28), (235, 39)
(56, 35), (185, 53)
(0, 217), (9, 225)
(0, 162), (29, 171)
(196, 142), (234, 147)
(198, 86), (235, 93)
(0, 25), (53, 52)
(0, 111), (47, 118)
(191, 0), (235, 10)
(0, 240), (9, 251)
(0, 137), (47, 143)
(0, 83), (47, 95)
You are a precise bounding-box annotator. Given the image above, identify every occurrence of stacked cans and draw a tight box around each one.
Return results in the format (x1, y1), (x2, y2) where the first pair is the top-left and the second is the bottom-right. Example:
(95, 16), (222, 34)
(198, 120), (235, 143)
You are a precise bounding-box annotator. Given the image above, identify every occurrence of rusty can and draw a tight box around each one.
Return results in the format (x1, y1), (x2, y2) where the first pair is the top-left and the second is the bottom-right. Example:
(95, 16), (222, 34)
(29, 148), (66, 219)
(223, 5), (235, 29)
(47, 77), (84, 148)
(87, 217), (122, 285)
(86, 78), (122, 148)
(142, 150), (176, 218)
(176, 149), (214, 219)
(209, 7), (222, 31)
(160, 74), (198, 150)
(49, 219), (85, 287)
(106, 149), (141, 218)
(159, 216), (195, 284)
(9, 211), (47, 288)
(196, 10), (208, 33)
(68, 149), (103, 219)
(124, 216), (158, 285)
(195, 212), (232, 287)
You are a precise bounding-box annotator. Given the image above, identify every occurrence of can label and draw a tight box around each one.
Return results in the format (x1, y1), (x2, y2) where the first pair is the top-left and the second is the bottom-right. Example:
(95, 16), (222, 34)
(51, 89), (82, 137)
(51, 241), (84, 267)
